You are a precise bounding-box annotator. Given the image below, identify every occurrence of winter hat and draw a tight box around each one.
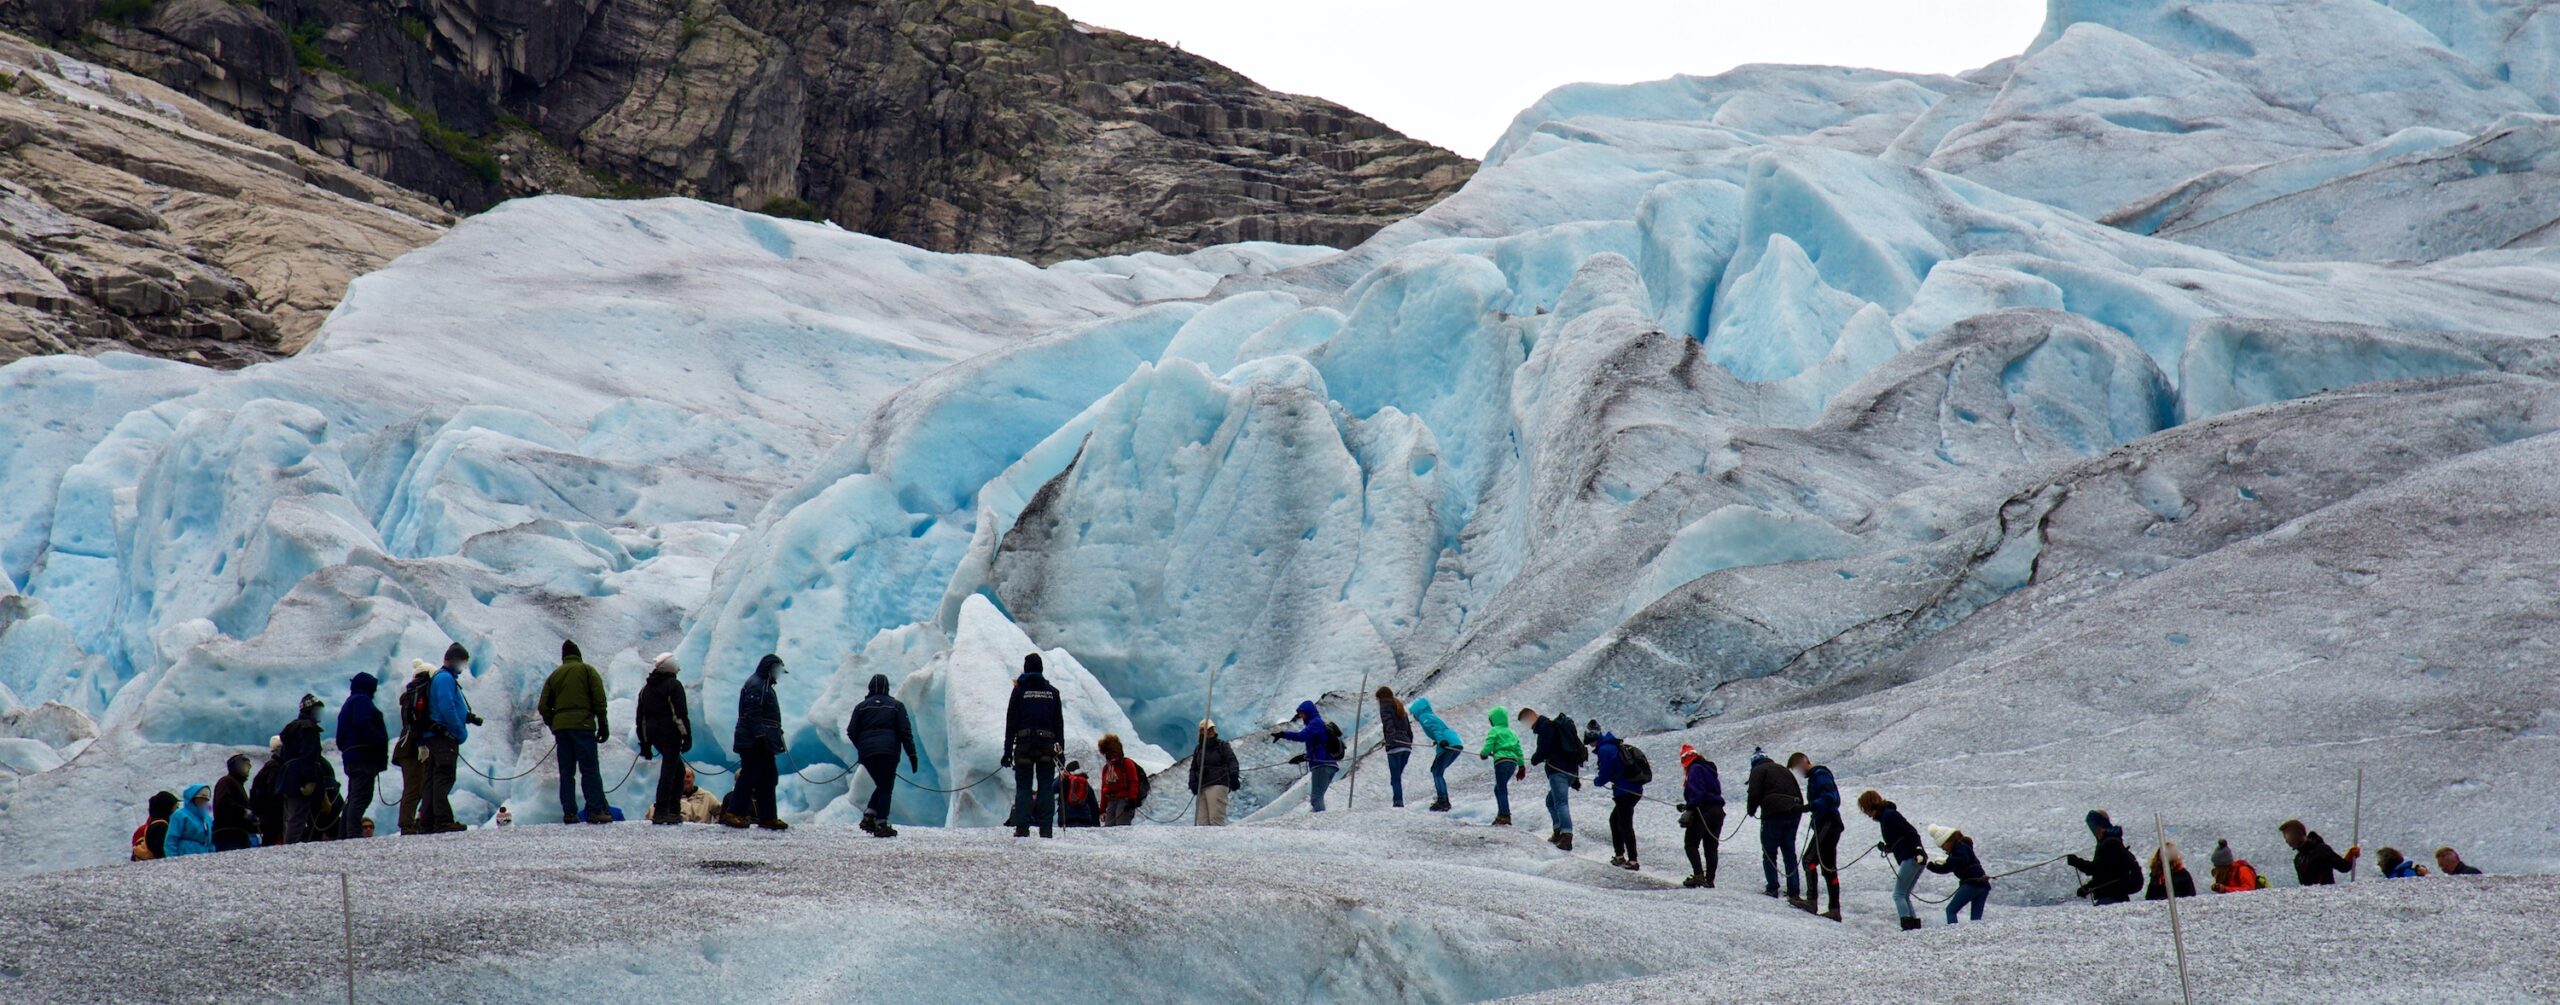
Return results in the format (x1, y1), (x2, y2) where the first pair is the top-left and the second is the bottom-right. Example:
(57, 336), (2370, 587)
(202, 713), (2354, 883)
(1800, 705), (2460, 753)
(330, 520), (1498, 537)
(561, 639), (582, 662)
(1064, 759), (1082, 773)
(443, 642), (469, 666)
(1199, 719), (1217, 734)
(1749, 746), (1769, 764)
(1927, 824), (1957, 847)
(1022, 652), (1044, 675)
(2210, 839), (2235, 870)
(756, 653), (786, 676)
(650, 652), (680, 675)
(410, 658), (435, 677)
(148, 791), (179, 819)
(2085, 809), (2113, 836)
(268, 736), (282, 754)
(299, 693), (324, 714)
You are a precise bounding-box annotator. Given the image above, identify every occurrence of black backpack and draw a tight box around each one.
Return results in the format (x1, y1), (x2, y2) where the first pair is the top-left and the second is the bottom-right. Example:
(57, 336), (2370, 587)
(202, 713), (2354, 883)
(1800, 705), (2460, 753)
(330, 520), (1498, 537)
(1325, 721), (1347, 762)
(1548, 716), (1586, 770)
(1619, 744), (1652, 787)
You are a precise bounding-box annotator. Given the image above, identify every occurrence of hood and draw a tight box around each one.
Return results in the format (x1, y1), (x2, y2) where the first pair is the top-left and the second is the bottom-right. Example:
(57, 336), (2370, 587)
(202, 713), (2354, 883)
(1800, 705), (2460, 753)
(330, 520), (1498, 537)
(1295, 700), (1320, 720)
(148, 791), (179, 820)
(2086, 809), (2113, 836)
(756, 653), (785, 679)
(1487, 707), (1509, 728)
(349, 672), (378, 695)
(180, 784), (211, 809)
(867, 673), (891, 696)
(1596, 732), (1619, 748)
(1409, 696), (1433, 715)
(1749, 747), (1770, 765)
(561, 639), (582, 662)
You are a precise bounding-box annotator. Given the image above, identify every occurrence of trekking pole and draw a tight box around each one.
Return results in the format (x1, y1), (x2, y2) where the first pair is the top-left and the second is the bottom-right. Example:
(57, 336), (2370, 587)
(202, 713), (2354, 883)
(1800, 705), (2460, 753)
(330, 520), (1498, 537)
(2155, 814), (2194, 1005)
(339, 871), (356, 1005)
(1344, 666), (1372, 810)
(2349, 767), (2363, 882)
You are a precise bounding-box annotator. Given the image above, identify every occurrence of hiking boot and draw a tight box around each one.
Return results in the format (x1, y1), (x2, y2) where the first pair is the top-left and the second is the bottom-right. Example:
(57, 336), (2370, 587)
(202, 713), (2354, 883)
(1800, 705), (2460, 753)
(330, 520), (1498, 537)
(1683, 873), (1706, 888)
(1556, 833), (1573, 852)
(1621, 859), (1640, 872)
(562, 815), (580, 826)
(1014, 826), (1031, 838)
(652, 815), (681, 826)
(757, 818), (789, 831)
(874, 821), (898, 838)
(1491, 814), (1510, 826)
(858, 815), (880, 836)
(1762, 888), (1782, 899)
(1789, 896), (1818, 914)
(1899, 916), (1921, 932)
(1823, 906), (1844, 922)
(719, 813), (751, 829)
(1610, 855), (1628, 868)
(584, 813), (614, 825)
(1039, 827), (1054, 839)
(1429, 798), (1451, 812)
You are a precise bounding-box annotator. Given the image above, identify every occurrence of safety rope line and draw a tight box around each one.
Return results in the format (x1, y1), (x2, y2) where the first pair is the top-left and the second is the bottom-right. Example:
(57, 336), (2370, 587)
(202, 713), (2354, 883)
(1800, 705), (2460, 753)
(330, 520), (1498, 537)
(1911, 854), (2070, 904)
(459, 742), (555, 782)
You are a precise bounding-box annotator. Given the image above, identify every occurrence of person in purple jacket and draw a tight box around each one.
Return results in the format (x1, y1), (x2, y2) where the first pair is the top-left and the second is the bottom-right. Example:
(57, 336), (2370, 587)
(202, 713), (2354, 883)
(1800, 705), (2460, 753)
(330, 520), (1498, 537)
(1676, 745), (1725, 888)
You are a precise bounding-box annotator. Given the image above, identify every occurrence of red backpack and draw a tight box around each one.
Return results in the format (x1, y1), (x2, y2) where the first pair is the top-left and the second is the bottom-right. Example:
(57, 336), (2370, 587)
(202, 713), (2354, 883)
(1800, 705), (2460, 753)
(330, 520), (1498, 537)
(1061, 772), (1095, 807)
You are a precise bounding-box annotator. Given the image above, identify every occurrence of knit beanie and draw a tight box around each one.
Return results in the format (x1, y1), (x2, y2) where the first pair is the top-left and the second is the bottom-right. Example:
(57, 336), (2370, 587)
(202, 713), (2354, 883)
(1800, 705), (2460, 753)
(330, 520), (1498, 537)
(2211, 839), (2235, 870)
(561, 639), (581, 661)
(2086, 809), (2113, 835)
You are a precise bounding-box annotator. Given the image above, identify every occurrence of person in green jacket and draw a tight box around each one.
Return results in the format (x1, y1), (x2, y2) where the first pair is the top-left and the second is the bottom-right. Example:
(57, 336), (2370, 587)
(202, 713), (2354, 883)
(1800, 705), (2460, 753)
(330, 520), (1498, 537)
(539, 639), (613, 824)
(1479, 707), (1525, 826)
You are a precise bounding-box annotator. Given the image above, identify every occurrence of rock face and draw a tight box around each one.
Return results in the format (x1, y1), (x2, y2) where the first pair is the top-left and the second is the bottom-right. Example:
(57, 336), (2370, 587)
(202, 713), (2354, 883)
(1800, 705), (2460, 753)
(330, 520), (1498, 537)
(6, 0), (1474, 262)
(0, 32), (448, 367)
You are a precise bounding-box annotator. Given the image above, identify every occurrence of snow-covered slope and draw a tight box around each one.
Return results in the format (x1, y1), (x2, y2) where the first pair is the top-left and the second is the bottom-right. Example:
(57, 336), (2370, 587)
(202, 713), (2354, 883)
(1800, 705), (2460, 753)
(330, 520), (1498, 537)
(5, 0), (2560, 904)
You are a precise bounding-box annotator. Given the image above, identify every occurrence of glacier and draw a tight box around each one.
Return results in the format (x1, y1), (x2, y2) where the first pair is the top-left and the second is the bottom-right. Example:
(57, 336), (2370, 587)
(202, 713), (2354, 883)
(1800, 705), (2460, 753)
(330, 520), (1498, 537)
(0, 5), (2555, 974)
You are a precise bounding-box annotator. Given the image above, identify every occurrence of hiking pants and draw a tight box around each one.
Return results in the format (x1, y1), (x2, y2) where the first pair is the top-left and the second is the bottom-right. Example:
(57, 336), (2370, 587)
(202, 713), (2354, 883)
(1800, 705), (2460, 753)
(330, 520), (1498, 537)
(1196, 785), (1231, 825)
(342, 771), (377, 839)
(420, 738), (461, 832)
(1761, 811), (1801, 896)
(1012, 757), (1057, 835)
(1492, 760), (1516, 818)
(860, 755), (899, 821)
(1686, 804), (1724, 883)
(397, 745), (426, 833)
(1610, 792), (1641, 860)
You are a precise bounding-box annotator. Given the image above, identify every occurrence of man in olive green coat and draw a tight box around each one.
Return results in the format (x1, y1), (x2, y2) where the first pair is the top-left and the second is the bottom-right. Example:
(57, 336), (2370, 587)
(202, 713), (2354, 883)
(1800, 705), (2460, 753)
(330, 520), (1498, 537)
(540, 639), (613, 824)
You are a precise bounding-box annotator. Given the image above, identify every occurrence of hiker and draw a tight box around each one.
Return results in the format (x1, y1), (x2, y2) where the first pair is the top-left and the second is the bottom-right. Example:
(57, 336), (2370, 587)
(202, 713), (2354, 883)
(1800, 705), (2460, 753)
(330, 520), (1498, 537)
(2278, 819), (2359, 885)
(277, 694), (330, 844)
(1926, 827), (1992, 925)
(1676, 745), (1723, 888)
(1409, 696), (1462, 812)
(494, 806), (513, 827)
(847, 672), (919, 838)
(1272, 701), (1340, 813)
(132, 791), (178, 861)
(1001, 652), (1066, 838)
(1589, 727), (1647, 871)
(2067, 810), (2143, 905)
(164, 786), (216, 857)
(1190, 720), (1240, 826)
(1516, 707), (1583, 850)
(251, 736), (285, 846)
(2375, 847), (2428, 878)
(1860, 790), (1925, 930)
(2146, 847), (2198, 898)
(1796, 753), (1844, 920)
(1479, 707), (1524, 825)
(1375, 686), (1416, 808)
(420, 643), (481, 834)
(636, 653), (693, 825)
(721, 654), (789, 831)
(210, 753), (257, 851)
(335, 672), (388, 839)
(2435, 846), (2482, 876)
(1744, 748), (1804, 902)
(679, 768), (721, 823)
(1098, 733), (1144, 827)
(392, 660), (434, 834)
(539, 639), (613, 825)
(2208, 839), (2264, 892)
(1058, 760), (1102, 828)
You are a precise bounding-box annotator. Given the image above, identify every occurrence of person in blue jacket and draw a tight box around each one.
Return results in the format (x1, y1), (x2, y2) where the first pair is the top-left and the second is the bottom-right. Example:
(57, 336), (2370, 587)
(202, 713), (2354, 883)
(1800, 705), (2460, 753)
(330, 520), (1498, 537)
(335, 672), (388, 839)
(1677, 745), (1724, 888)
(1272, 701), (1338, 812)
(164, 784), (217, 857)
(1590, 728), (1643, 870)
(1860, 789), (1927, 930)
(1926, 827), (1992, 924)
(1407, 696), (1463, 812)
(1797, 754), (1844, 920)
(420, 643), (480, 834)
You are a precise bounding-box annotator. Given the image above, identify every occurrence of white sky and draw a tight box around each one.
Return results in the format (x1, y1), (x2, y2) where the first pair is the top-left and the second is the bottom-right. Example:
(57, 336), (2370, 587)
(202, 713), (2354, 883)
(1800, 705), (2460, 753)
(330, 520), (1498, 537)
(1052, 0), (2050, 158)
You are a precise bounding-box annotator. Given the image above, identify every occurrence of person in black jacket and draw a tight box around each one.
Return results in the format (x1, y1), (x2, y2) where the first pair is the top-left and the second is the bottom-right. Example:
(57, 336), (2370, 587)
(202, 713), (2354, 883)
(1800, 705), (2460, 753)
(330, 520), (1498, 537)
(1001, 653), (1066, 839)
(1515, 708), (1583, 850)
(2147, 847), (2198, 899)
(277, 694), (329, 844)
(2067, 810), (2143, 905)
(2279, 819), (2360, 885)
(1744, 748), (1804, 901)
(721, 654), (789, 830)
(391, 662), (434, 834)
(335, 673), (388, 839)
(1859, 789), (1926, 930)
(1375, 686), (1415, 808)
(635, 653), (692, 825)
(251, 736), (285, 847)
(847, 673), (919, 837)
(1189, 719), (1241, 826)
(208, 753), (257, 851)
(1926, 828), (1992, 925)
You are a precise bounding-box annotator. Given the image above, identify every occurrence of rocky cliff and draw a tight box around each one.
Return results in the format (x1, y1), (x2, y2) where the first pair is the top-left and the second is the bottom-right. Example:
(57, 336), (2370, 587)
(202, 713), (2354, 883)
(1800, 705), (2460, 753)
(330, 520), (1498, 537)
(6, 0), (1474, 262)
(0, 31), (447, 367)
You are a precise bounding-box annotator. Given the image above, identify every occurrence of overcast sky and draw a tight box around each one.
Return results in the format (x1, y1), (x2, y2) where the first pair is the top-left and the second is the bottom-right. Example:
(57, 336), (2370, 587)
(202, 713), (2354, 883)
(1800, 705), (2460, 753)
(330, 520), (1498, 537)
(1053, 0), (2049, 158)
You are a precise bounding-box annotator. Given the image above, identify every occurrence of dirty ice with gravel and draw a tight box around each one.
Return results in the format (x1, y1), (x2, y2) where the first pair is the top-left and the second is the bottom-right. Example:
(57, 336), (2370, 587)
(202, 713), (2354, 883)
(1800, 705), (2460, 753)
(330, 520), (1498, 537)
(6, 0), (2560, 1000)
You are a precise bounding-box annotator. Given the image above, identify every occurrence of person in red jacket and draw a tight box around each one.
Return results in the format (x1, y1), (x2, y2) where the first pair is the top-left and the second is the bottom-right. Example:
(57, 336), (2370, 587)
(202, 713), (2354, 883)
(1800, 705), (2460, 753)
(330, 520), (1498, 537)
(1099, 733), (1145, 827)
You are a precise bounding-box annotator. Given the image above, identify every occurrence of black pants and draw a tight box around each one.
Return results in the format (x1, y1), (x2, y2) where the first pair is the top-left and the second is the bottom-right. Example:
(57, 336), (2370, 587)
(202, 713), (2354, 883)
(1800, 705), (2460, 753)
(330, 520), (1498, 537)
(342, 771), (377, 838)
(1807, 812), (1844, 877)
(861, 755), (898, 820)
(1686, 804), (1724, 882)
(1012, 758), (1057, 836)
(726, 749), (778, 822)
(1610, 792), (1641, 860)
(652, 757), (685, 821)
(420, 738), (460, 832)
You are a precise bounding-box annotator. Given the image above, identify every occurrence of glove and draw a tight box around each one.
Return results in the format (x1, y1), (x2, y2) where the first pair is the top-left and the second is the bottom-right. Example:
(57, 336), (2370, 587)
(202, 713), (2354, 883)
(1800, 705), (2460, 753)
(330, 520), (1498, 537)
(1288, 754), (1307, 765)
(466, 714), (484, 726)
(909, 759), (920, 772)
(1876, 841), (1890, 853)
(678, 729), (692, 754)
(1000, 754), (1015, 769)
(1270, 732), (1289, 742)
(1478, 753), (1489, 761)
(1515, 769), (1526, 782)
(1569, 777), (1582, 790)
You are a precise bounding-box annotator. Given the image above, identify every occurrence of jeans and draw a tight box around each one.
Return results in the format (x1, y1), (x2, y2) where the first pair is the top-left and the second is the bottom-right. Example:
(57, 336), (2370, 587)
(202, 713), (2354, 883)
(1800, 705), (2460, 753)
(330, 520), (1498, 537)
(554, 729), (606, 821)
(1544, 769), (1575, 835)
(1386, 748), (1411, 806)
(1761, 812), (1801, 896)
(726, 748), (778, 822)
(1308, 763), (1338, 812)
(1610, 792), (1641, 860)
(1196, 785), (1230, 825)
(1893, 857), (1924, 919)
(1492, 760), (1516, 818)
(421, 738), (460, 833)
(1428, 746), (1460, 803)
(1012, 758), (1057, 835)
(342, 771), (377, 839)
(861, 755), (898, 821)
(1685, 804), (1724, 883)
(1945, 882), (1990, 924)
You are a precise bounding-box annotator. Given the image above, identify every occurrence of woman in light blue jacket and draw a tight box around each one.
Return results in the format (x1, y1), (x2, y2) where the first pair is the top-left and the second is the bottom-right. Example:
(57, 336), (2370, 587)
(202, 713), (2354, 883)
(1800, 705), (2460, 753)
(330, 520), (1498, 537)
(164, 784), (217, 857)
(1408, 697), (1463, 812)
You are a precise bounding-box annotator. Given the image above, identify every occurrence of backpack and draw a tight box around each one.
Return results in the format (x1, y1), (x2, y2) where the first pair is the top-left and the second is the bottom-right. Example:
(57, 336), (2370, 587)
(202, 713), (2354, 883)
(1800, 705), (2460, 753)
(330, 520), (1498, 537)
(401, 678), (433, 737)
(1062, 772), (1095, 808)
(1548, 718), (1586, 770)
(1325, 721), (1347, 762)
(1618, 744), (1653, 787)
(1133, 764), (1152, 805)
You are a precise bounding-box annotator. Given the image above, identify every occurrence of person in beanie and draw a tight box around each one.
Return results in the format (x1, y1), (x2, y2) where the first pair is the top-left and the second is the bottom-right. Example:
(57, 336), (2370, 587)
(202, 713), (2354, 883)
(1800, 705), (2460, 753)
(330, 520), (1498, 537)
(846, 672), (918, 837)
(392, 660), (435, 834)
(2067, 810), (2143, 905)
(1926, 827), (1992, 924)
(1002, 653), (1066, 838)
(539, 639), (613, 825)
(278, 694), (329, 844)
(1676, 745), (1723, 888)
(211, 753), (257, 851)
(2435, 846), (2483, 876)
(1375, 686), (1416, 808)
(2278, 819), (2360, 885)
(1479, 708), (1523, 825)
(335, 673), (389, 839)
(722, 654), (789, 830)
(636, 653), (693, 825)
(1795, 753), (1844, 920)
(1745, 747), (1804, 901)
(1408, 697), (1462, 812)
(1272, 701), (1339, 812)
(1189, 720), (1240, 826)
(2209, 838), (2264, 892)
(421, 643), (481, 834)
(1859, 789), (1925, 930)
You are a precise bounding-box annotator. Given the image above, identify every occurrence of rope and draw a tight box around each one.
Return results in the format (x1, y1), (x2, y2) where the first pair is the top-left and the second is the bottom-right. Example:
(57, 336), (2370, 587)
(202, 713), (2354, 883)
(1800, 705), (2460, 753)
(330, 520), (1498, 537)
(793, 764), (852, 785)
(684, 760), (731, 776)
(1911, 854), (2070, 905)
(459, 742), (555, 782)
(600, 753), (643, 794)
(896, 771), (1004, 794)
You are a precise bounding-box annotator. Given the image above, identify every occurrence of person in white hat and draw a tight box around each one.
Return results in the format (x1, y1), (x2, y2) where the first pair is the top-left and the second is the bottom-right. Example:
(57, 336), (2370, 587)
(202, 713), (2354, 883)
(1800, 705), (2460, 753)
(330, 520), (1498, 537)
(1189, 720), (1240, 826)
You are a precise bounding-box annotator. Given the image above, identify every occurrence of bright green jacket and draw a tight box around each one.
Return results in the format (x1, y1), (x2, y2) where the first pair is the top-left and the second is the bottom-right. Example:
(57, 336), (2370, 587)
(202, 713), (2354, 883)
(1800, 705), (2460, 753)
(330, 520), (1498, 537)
(539, 660), (610, 735)
(1479, 707), (1523, 764)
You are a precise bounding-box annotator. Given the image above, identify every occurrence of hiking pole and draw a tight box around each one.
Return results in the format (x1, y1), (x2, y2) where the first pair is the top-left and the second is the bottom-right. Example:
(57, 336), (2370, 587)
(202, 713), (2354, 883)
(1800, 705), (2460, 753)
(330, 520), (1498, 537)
(2155, 814), (2194, 1005)
(2349, 767), (2364, 882)
(1343, 665), (1373, 810)
(340, 871), (356, 1005)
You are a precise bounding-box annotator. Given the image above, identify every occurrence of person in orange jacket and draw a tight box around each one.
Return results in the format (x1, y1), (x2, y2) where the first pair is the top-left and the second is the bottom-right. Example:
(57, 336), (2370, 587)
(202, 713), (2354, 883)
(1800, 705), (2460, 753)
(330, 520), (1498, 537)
(2208, 838), (2264, 893)
(1099, 733), (1146, 827)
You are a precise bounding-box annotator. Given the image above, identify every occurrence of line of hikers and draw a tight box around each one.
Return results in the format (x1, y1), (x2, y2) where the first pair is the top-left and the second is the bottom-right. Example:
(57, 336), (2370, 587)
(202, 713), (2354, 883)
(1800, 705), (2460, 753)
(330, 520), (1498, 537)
(123, 645), (2500, 922)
